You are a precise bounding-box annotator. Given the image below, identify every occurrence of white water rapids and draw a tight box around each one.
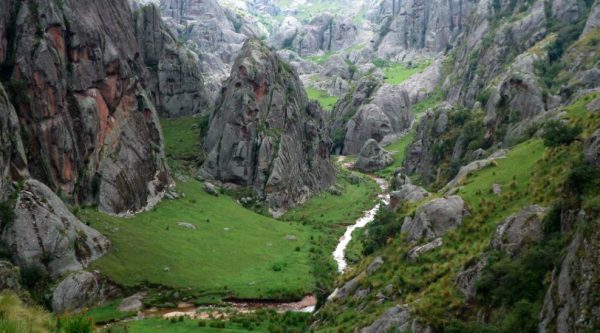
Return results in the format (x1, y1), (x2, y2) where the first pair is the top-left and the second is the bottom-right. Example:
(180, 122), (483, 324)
(332, 177), (390, 273)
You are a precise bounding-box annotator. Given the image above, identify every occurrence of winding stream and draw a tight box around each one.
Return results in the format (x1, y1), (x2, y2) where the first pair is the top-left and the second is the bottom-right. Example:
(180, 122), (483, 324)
(102, 170), (390, 326)
(333, 177), (390, 273)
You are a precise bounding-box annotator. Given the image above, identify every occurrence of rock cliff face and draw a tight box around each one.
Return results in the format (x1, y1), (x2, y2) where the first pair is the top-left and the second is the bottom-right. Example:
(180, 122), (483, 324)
(374, 0), (473, 60)
(134, 4), (208, 117)
(271, 13), (359, 56)
(539, 226), (600, 333)
(330, 78), (413, 155)
(200, 39), (335, 215)
(0, 82), (27, 201)
(158, 0), (259, 101)
(0, 0), (170, 215)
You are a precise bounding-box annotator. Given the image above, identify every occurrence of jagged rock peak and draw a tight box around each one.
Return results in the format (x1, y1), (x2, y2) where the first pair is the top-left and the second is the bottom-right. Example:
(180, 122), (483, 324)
(200, 38), (335, 216)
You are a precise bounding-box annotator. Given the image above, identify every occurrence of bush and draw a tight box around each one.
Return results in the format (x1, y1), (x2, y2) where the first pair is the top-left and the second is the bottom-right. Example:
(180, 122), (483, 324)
(20, 265), (48, 290)
(542, 120), (582, 147)
(57, 313), (94, 333)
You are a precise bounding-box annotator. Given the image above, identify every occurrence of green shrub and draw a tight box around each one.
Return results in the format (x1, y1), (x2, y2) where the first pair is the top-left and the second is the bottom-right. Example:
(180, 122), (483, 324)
(57, 313), (94, 333)
(20, 265), (47, 290)
(542, 120), (582, 147)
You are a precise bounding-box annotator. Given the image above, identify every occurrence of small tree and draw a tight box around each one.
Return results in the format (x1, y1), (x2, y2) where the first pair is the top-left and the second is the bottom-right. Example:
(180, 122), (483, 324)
(542, 120), (582, 147)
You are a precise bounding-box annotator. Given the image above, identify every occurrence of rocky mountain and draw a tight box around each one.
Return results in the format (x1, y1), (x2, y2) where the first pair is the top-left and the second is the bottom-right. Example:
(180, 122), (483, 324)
(156, 0), (266, 102)
(0, 0), (181, 312)
(372, 0), (473, 60)
(200, 38), (335, 216)
(0, 0), (171, 215)
(134, 4), (209, 117)
(330, 77), (413, 154)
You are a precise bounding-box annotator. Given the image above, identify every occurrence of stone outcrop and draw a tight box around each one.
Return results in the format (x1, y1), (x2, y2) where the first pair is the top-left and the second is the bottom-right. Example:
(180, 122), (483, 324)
(0, 0), (170, 215)
(0, 82), (27, 201)
(539, 226), (600, 333)
(0, 260), (21, 292)
(375, 0), (473, 60)
(491, 205), (546, 257)
(443, 149), (508, 191)
(455, 256), (488, 299)
(330, 78), (413, 155)
(407, 238), (443, 261)
(361, 305), (432, 333)
(52, 271), (118, 314)
(200, 39), (334, 215)
(158, 0), (258, 101)
(1, 180), (110, 279)
(354, 139), (394, 172)
(584, 129), (600, 169)
(389, 184), (430, 211)
(401, 196), (467, 242)
(134, 4), (208, 117)
(272, 13), (358, 56)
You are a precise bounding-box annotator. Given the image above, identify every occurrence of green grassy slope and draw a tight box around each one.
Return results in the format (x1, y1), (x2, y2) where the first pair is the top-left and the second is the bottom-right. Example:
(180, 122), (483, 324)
(83, 179), (315, 300)
(315, 90), (600, 331)
(306, 87), (339, 111)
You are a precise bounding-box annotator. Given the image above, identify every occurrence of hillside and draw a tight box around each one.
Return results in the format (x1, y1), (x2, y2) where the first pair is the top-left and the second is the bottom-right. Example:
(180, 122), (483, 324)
(0, 0), (599, 332)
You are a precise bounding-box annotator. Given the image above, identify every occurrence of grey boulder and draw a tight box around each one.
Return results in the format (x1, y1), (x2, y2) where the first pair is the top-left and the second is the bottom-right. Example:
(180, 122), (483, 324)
(354, 140), (394, 172)
(401, 196), (467, 242)
(52, 271), (115, 314)
(491, 205), (546, 256)
(1, 180), (110, 279)
(361, 305), (432, 333)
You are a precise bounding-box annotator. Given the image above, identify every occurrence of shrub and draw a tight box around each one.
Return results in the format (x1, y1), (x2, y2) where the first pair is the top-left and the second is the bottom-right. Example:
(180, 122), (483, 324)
(20, 265), (47, 290)
(542, 120), (582, 147)
(57, 313), (94, 333)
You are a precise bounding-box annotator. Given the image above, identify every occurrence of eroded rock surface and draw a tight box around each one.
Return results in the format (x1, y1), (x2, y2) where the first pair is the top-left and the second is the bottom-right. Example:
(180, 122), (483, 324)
(0, 0), (170, 214)
(354, 139), (394, 172)
(1, 180), (110, 279)
(52, 271), (118, 314)
(200, 39), (334, 214)
(491, 205), (546, 256)
(401, 196), (467, 242)
(135, 4), (208, 117)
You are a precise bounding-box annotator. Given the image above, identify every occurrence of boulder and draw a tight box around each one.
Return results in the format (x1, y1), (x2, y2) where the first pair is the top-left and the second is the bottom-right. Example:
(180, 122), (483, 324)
(354, 140), (394, 172)
(328, 272), (366, 302)
(367, 256), (385, 275)
(52, 271), (116, 314)
(118, 293), (145, 313)
(491, 205), (546, 256)
(455, 256), (488, 299)
(342, 85), (413, 155)
(391, 171), (412, 190)
(361, 305), (432, 333)
(443, 150), (508, 191)
(584, 129), (600, 169)
(1, 180), (110, 279)
(389, 184), (430, 211)
(203, 182), (220, 197)
(0, 260), (21, 291)
(200, 39), (335, 214)
(401, 196), (467, 242)
(407, 238), (443, 261)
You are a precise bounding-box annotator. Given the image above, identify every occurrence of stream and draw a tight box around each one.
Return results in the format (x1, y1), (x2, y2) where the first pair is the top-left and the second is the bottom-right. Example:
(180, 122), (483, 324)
(102, 169), (390, 326)
(332, 176), (390, 273)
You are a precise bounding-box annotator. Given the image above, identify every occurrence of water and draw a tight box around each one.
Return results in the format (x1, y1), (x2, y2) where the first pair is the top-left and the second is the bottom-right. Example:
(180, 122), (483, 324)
(332, 177), (390, 273)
